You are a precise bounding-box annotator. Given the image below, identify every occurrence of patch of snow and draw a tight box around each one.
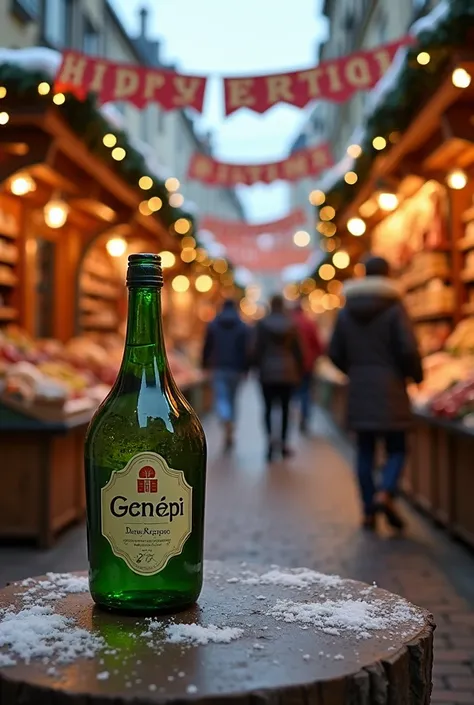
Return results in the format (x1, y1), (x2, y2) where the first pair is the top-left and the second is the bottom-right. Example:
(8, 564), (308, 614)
(242, 567), (343, 590)
(365, 46), (409, 117)
(323, 627), (340, 636)
(0, 47), (61, 77)
(97, 671), (109, 680)
(366, 2), (450, 124)
(45, 573), (89, 594)
(0, 653), (16, 667)
(17, 573), (89, 607)
(164, 623), (244, 645)
(411, 0), (449, 36)
(0, 605), (105, 666)
(267, 597), (423, 637)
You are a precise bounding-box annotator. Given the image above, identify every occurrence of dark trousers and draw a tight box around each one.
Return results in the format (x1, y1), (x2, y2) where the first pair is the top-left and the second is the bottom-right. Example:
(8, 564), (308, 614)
(261, 384), (294, 444)
(297, 371), (313, 424)
(356, 431), (407, 515)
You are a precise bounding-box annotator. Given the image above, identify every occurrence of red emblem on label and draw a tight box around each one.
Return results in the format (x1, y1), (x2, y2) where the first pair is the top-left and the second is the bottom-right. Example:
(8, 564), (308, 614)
(137, 465), (158, 493)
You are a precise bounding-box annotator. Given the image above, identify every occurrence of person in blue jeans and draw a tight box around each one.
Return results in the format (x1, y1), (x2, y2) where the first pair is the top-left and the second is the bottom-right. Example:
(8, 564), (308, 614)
(328, 255), (423, 531)
(202, 299), (250, 450)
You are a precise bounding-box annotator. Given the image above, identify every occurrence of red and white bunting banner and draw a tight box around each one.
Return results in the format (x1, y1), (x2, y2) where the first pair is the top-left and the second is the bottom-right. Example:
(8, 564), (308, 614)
(219, 236), (310, 272)
(54, 37), (410, 115)
(54, 51), (207, 112)
(201, 211), (310, 272)
(188, 143), (333, 186)
(224, 37), (412, 115)
(200, 210), (307, 239)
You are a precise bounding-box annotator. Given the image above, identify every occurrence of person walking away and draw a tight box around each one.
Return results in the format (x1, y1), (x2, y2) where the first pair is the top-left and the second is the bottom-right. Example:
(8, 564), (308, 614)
(254, 295), (304, 462)
(328, 256), (423, 531)
(202, 299), (250, 450)
(292, 301), (324, 434)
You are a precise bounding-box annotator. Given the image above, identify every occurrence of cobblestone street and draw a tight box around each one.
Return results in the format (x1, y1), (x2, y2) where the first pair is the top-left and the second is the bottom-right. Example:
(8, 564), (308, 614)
(1, 381), (474, 704)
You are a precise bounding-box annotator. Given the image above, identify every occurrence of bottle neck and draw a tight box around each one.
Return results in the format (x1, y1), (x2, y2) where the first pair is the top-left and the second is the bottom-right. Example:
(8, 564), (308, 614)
(123, 286), (166, 362)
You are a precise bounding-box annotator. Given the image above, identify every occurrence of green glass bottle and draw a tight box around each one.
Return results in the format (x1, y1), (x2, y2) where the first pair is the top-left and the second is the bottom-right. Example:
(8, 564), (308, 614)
(84, 253), (206, 613)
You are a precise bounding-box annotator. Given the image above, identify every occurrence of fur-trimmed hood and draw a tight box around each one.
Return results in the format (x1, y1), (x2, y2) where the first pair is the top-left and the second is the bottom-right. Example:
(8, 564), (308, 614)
(342, 276), (401, 323)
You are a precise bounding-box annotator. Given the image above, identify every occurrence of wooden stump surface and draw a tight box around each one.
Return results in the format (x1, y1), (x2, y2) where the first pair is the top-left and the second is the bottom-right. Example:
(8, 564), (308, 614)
(0, 561), (435, 705)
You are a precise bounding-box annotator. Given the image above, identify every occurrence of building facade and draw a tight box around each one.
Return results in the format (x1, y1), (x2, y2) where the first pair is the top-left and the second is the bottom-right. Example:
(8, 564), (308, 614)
(0, 0), (244, 223)
(288, 103), (327, 232)
(289, 0), (439, 223)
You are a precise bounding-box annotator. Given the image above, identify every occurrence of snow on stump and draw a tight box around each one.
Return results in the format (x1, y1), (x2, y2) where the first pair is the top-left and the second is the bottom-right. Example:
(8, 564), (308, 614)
(0, 561), (435, 704)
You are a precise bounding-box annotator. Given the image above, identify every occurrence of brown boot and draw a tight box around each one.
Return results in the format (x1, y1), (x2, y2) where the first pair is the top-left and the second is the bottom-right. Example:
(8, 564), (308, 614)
(375, 491), (405, 531)
(224, 421), (234, 451)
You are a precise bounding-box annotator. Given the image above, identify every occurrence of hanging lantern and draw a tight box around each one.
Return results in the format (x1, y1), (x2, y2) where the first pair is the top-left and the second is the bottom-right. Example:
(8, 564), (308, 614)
(44, 198), (69, 229)
(10, 173), (36, 196)
(106, 237), (127, 257)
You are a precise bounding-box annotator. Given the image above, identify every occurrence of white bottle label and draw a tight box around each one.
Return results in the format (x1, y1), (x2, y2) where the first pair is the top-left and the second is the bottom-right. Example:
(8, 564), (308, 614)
(101, 451), (192, 576)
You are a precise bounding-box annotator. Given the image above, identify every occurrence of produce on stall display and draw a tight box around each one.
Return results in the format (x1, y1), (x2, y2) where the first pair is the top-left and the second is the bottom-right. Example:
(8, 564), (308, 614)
(409, 319), (474, 426)
(0, 326), (205, 420)
(414, 321), (452, 357)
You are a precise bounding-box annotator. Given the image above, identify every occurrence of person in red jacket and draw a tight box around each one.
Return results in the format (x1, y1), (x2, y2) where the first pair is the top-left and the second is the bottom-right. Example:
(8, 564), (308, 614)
(292, 301), (324, 433)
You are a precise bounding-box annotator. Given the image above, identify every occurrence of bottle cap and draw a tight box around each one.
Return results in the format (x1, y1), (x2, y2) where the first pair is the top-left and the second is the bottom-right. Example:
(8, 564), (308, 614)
(126, 253), (164, 288)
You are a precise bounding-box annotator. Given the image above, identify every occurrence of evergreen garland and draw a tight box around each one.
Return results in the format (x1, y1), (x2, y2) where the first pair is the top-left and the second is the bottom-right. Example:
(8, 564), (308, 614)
(0, 62), (196, 240)
(318, 0), (474, 216)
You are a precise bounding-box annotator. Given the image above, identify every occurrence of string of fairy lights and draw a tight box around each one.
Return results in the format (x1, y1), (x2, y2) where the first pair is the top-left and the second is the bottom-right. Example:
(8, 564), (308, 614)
(289, 59), (474, 315)
(0, 51), (472, 316)
(0, 77), (238, 299)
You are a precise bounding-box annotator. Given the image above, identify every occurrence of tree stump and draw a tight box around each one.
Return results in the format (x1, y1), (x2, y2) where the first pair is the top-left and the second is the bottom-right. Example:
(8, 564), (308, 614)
(0, 561), (435, 704)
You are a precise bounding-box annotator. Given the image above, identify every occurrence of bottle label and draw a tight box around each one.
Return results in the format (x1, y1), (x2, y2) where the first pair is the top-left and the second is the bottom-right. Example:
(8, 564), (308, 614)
(101, 451), (192, 576)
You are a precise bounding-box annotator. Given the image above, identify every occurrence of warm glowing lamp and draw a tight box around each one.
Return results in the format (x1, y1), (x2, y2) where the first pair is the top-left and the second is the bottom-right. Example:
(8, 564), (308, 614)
(106, 237), (127, 257)
(44, 198), (69, 229)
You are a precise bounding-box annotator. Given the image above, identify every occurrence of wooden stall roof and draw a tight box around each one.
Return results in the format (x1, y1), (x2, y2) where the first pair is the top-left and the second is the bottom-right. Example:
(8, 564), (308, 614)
(339, 58), (474, 227)
(0, 104), (178, 251)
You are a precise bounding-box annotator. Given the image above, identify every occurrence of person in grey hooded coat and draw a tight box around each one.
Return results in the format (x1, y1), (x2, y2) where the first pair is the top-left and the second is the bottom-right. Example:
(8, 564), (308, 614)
(328, 255), (423, 531)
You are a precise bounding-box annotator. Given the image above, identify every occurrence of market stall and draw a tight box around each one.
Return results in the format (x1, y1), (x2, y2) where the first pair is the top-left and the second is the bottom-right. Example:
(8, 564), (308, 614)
(0, 53), (230, 546)
(300, 1), (474, 547)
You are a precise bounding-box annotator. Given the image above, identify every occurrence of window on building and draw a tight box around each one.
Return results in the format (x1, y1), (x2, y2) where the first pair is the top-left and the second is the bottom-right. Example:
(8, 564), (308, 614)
(10, 0), (40, 23)
(43, 0), (74, 48)
(83, 17), (100, 56)
(312, 115), (325, 135)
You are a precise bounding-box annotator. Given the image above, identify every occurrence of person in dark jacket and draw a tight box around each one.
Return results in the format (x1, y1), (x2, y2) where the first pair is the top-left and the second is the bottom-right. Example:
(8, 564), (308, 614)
(254, 295), (304, 461)
(202, 299), (250, 450)
(328, 255), (423, 531)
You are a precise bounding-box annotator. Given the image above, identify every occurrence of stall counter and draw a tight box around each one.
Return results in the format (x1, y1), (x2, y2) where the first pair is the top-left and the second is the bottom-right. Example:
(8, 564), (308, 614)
(0, 376), (212, 548)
